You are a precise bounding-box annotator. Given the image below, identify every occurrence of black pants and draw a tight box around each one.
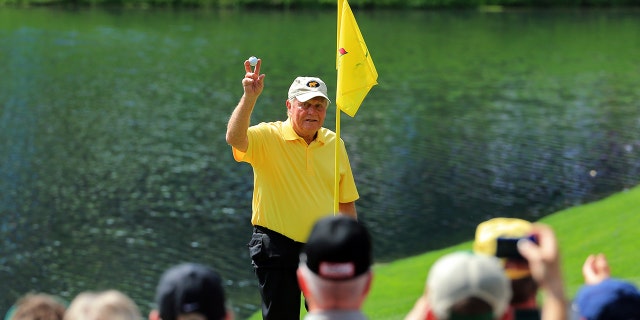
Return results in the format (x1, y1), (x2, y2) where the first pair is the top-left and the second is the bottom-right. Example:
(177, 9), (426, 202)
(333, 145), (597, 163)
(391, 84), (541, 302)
(248, 226), (305, 320)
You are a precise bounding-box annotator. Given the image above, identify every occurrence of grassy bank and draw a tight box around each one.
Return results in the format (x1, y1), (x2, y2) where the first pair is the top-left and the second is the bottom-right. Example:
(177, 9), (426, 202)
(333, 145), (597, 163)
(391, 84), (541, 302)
(364, 184), (640, 319)
(247, 184), (640, 319)
(1, 0), (638, 9)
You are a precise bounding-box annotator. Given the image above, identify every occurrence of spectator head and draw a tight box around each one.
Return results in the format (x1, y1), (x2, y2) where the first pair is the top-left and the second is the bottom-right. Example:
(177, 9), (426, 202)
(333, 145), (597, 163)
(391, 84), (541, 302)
(151, 263), (231, 320)
(573, 278), (640, 320)
(297, 215), (373, 309)
(8, 293), (66, 320)
(473, 218), (539, 305)
(64, 292), (97, 320)
(92, 290), (140, 320)
(426, 251), (512, 320)
(64, 290), (140, 320)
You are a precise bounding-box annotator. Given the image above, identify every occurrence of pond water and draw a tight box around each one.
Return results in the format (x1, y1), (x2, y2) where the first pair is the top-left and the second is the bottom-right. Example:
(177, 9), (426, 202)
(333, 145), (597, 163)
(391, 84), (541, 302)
(1, 7), (639, 319)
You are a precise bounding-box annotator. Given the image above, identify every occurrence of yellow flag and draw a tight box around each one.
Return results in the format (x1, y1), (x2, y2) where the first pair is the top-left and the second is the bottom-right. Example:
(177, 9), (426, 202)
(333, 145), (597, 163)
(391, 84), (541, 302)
(336, 0), (378, 117)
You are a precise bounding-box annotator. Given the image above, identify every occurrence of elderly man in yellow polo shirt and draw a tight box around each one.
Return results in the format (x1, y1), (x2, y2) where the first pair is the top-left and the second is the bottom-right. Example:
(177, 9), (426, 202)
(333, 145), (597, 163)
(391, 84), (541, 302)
(226, 57), (360, 320)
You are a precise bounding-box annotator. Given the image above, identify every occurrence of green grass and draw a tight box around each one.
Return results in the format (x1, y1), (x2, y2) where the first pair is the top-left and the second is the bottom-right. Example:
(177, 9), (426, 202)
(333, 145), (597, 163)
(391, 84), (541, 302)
(247, 184), (640, 320)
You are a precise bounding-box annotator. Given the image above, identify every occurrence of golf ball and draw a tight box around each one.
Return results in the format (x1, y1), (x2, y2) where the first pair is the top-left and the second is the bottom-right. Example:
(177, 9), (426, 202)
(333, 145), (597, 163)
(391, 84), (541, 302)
(249, 56), (258, 66)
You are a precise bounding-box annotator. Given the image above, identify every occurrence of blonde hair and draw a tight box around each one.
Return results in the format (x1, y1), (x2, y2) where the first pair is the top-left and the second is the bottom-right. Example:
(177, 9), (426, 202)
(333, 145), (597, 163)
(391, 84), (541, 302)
(64, 290), (140, 320)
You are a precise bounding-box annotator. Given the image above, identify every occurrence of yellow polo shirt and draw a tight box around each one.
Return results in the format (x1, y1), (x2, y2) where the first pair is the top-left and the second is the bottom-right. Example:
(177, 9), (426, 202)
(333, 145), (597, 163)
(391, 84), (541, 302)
(232, 119), (359, 242)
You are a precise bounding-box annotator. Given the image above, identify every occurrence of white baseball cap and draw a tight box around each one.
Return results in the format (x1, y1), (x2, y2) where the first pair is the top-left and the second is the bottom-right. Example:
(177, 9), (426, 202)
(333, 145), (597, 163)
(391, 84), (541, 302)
(288, 76), (331, 103)
(427, 251), (512, 319)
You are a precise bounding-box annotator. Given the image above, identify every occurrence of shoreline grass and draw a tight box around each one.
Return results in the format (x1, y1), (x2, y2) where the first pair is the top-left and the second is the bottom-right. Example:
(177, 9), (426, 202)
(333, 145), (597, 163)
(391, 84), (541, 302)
(2, 0), (639, 9)
(363, 184), (640, 319)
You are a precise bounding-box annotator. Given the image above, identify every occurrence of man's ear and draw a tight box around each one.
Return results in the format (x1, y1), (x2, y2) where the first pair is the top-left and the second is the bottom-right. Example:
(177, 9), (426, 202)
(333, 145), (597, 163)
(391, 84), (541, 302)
(296, 268), (309, 296)
(149, 310), (161, 320)
(286, 99), (293, 112)
(363, 272), (373, 296)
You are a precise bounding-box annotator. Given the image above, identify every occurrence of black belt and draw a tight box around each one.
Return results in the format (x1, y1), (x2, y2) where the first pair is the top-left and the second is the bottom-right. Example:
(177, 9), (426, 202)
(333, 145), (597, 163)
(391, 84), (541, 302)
(253, 225), (271, 234)
(253, 225), (304, 245)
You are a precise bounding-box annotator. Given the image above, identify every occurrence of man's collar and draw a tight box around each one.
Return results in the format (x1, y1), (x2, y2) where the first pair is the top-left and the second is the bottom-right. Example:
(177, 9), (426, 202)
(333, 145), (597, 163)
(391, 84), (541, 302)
(282, 118), (299, 141)
(283, 118), (326, 144)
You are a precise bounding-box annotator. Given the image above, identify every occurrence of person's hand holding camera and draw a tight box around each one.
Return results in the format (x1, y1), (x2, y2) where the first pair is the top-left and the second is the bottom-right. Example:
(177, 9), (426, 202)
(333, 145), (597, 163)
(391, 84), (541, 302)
(517, 223), (567, 320)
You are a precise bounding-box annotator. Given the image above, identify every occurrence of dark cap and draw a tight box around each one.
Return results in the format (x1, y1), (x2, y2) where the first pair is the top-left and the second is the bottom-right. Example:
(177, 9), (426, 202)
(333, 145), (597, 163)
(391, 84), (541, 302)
(155, 263), (226, 320)
(574, 278), (640, 320)
(301, 215), (372, 281)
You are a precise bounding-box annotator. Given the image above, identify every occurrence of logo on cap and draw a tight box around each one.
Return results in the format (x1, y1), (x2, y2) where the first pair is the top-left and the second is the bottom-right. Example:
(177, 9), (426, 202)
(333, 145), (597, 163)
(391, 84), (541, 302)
(318, 262), (355, 280)
(307, 80), (320, 88)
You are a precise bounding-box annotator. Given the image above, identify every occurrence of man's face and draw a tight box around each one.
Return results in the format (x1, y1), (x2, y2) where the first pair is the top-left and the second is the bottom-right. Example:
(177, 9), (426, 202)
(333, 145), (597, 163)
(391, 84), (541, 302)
(287, 97), (328, 141)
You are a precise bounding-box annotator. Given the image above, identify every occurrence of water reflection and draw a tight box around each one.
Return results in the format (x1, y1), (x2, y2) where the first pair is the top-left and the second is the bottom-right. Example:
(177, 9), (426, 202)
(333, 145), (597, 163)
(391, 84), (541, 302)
(1, 7), (639, 320)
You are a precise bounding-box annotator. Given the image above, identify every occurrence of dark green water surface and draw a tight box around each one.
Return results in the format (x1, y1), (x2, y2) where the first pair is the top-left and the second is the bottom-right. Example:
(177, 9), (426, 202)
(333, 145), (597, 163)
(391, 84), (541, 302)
(1, 7), (639, 319)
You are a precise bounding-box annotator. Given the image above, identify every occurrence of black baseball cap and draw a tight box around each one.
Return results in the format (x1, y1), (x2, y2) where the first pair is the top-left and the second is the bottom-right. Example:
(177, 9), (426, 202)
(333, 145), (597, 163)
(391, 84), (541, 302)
(155, 263), (226, 320)
(301, 215), (372, 281)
